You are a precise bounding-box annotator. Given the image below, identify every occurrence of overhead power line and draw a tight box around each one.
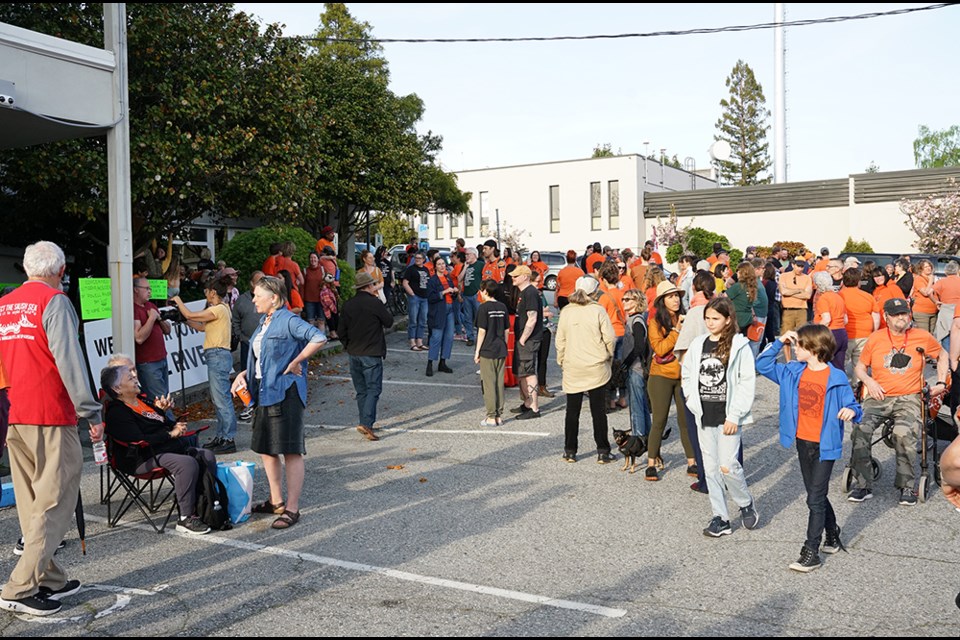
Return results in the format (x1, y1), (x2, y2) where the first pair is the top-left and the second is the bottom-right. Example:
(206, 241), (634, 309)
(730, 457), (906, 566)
(293, 3), (957, 44)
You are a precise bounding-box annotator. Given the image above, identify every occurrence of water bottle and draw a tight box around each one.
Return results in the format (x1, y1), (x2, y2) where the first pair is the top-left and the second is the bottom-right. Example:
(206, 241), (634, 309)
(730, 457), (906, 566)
(92, 440), (107, 466)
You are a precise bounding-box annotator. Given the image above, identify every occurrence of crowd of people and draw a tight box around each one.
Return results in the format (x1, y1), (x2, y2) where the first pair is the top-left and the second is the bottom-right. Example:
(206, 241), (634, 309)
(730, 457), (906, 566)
(0, 234), (959, 617)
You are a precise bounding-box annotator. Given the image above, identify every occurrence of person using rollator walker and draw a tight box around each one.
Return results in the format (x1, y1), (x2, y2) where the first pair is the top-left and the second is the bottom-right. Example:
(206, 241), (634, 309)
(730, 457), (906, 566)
(851, 298), (950, 505)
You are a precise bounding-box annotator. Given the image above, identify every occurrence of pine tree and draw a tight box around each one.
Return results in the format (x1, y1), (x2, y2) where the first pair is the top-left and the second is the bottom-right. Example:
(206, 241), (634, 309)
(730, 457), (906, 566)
(714, 60), (772, 186)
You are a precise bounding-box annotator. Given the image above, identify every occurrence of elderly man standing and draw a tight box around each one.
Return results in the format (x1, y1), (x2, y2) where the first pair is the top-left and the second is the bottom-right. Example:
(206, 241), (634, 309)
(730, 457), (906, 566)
(339, 271), (394, 442)
(851, 298), (950, 505)
(0, 241), (103, 616)
(459, 247), (484, 346)
(133, 277), (171, 406)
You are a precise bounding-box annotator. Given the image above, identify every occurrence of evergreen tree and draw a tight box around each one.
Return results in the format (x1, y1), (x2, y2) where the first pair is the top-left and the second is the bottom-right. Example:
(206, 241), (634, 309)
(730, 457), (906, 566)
(714, 60), (772, 186)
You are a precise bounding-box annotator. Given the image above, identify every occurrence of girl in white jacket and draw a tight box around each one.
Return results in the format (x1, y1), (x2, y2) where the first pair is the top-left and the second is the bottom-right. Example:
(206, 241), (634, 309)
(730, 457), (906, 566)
(680, 297), (759, 537)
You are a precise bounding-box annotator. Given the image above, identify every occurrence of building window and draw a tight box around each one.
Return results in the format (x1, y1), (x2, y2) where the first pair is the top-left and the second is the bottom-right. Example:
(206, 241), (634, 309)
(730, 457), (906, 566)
(608, 180), (620, 230)
(590, 182), (601, 231)
(435, 213), (444, 240)
(479, 191), (490, 235)
(549, 185), (560, 233)
(466, 209), (474, 237)
(449, 213), (458, 240)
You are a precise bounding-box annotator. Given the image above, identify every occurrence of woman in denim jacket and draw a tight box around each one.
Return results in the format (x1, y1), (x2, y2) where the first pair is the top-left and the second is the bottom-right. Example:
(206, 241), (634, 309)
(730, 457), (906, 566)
(231, 276), (326, 530)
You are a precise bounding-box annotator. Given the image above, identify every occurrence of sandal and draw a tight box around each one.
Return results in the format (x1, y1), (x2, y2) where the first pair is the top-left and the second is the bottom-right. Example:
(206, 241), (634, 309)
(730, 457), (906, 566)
(271, 510), (300, 530)
(251, 500), (286, 515)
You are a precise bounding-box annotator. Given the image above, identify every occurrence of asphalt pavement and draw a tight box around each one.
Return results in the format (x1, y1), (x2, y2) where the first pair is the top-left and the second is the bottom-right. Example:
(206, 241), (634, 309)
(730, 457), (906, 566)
(0, 321), (958, 636)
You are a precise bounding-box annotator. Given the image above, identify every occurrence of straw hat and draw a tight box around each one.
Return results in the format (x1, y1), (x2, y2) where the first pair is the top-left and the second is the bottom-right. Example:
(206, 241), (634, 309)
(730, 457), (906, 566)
(653, 280), (684, 303)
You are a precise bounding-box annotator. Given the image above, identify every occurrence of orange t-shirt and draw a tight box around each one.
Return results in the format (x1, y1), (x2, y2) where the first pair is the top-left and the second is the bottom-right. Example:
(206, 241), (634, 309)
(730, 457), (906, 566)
(315, 237), (336, 256)
(911, 274), (937, 314)
(839, 287), (879, 339)
(261, 255), (281, 277)
(0, 356), (8, 390)
(796, 366), (831, 442)
(629, 263), (648, 289)
(932, 274), (960, 306)
(618, 273), (636, 291)
(859, 328), (941, 396)
(529, 261), (548, 289)
(287, 288), (304, 311)
(872, 283), (905, 330)
(812, 258), (830, 273)
(277, 256), (302, 283)
(450, 263), (464, 290)
(649, 251), (663, 266)
(556, 265), (584, 298)
(585, 253), (605, 276)
(645, 286), (657, 318)
(814, 291), (846, 330)
(598, 290), (625, 337)
(481, 259), (502, 283)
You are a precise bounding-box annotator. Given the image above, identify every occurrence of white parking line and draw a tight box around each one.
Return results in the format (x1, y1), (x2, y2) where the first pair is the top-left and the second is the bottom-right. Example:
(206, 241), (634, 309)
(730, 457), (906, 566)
(304, 424), (550, 437)
(386, 348), (475, 357)
(83, 515), (625, 618)
(317, 375), (477, 389)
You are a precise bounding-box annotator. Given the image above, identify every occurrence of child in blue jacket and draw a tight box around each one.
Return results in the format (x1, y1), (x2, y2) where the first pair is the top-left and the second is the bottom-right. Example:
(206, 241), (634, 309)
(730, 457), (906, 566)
(756, 325), (863, 573)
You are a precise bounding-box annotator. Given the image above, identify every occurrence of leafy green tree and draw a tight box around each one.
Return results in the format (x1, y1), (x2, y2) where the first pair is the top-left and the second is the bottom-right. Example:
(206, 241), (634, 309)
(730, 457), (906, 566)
(913, 125), (960, 168)
(592, 143), (616, 158)
(841, 237), (875, 253)
(376, 212), (415, 249)
(865, 162), (880, 174)
(714, 60), (772, 186)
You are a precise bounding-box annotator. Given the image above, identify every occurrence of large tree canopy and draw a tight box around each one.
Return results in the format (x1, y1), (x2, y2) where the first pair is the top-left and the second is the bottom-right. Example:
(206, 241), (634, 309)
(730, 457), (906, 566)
(714, 60), (772, 186)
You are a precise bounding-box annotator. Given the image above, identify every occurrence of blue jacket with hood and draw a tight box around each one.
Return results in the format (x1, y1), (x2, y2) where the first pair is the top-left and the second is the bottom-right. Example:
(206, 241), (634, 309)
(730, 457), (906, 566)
(756, 339), (863, 461)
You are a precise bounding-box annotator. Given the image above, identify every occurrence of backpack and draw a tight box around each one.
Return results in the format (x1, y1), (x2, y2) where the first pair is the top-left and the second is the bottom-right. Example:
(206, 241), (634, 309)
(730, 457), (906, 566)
(193, 452), (232, 531)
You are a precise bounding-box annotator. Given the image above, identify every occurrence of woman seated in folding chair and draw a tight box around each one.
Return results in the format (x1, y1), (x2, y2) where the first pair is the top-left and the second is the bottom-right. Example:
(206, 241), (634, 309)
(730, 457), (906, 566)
(100, 364), (217, 535)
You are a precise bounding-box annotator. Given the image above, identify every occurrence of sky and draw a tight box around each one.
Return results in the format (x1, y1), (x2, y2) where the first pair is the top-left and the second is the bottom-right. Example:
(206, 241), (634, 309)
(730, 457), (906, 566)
(234, 3), (960, 183)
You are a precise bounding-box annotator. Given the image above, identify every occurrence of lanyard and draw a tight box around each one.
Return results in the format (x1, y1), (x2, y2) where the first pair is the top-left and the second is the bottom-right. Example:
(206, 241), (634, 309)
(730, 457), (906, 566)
(886, 326), (909, 354)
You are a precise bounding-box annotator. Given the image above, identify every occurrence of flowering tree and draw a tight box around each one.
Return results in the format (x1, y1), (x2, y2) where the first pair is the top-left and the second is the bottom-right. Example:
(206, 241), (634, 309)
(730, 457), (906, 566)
(654, 206), (693, 261)
(901, 178), (960, 254)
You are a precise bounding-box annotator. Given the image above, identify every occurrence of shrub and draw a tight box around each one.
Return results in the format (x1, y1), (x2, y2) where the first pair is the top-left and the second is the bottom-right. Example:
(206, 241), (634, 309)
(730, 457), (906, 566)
(841, 237), (874, 253)
(337, 259), (356, 302)
(218, 225), (316, 283)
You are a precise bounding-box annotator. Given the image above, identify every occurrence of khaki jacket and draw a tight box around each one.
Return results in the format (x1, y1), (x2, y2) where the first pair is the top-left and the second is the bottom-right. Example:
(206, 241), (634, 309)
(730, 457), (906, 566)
(556, 301), (615, 394)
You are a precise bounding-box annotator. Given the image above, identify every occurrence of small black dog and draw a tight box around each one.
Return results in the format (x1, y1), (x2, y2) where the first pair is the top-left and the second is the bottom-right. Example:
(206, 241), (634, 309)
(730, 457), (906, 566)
(612, 429), (648, 474)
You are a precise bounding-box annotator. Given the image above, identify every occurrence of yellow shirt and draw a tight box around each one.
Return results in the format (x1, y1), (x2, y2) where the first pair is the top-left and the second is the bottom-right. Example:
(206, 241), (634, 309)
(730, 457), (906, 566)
(203, 303), (232, 350)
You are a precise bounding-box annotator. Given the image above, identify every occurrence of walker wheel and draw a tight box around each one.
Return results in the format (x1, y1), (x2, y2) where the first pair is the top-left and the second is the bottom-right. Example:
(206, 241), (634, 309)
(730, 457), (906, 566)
(871, 458), (882, 482)
(842, 467), (854, 493)
(918, 476), (930, 503)
(881, 420), (896, 449)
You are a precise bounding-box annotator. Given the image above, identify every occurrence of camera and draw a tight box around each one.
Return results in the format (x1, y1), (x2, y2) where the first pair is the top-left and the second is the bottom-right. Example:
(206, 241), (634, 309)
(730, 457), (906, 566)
(159, 304), (184, 323)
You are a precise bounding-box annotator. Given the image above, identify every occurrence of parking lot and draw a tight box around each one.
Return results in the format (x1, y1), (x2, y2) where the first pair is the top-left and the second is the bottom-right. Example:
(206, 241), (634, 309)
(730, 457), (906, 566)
(0, 329), (958, 636)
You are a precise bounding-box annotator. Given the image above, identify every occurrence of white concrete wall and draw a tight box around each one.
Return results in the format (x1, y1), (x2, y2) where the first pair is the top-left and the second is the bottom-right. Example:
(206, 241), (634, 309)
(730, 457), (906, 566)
(644, 201), (919, 258)
(451, 155), (716, 254)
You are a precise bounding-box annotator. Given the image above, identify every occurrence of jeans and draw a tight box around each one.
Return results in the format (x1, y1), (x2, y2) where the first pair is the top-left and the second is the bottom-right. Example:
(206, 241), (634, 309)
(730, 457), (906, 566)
(796, 438), (837, 551)
(452, 297), (465, 335)
(137, 359), (170, 405)
(462, 294), (481, 341)
(407, 295), (428, 340)
(699, 425), (753, 522)
(830, 328), (848, 371)
(627, 369), (651, 437)
(205, 347), (237, 441)
(564, 385), (610, 455)
(428, 308), (454, 360)
(681, 389), (706, 491)
(304, 301), (323, 323)
(349, 355), (384, 428)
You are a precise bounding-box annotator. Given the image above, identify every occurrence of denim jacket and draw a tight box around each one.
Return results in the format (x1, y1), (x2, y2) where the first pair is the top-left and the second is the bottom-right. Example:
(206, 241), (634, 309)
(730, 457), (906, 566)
(246, 308), (325, 407)
(756, 339), (863, 461)
(681, 333), (756, 428)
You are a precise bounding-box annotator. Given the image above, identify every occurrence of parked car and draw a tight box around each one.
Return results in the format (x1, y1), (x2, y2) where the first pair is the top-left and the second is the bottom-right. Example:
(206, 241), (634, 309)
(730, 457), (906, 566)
(838, 252), (959, 278)
(536, 252), (567, 291)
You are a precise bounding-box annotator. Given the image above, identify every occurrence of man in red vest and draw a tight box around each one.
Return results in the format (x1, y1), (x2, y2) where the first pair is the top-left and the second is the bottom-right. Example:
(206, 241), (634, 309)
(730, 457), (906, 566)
(0, 241), (104, 617)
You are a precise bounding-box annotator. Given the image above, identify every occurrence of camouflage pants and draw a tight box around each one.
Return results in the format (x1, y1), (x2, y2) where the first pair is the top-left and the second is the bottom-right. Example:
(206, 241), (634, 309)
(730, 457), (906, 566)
(852, 395), (921, 490)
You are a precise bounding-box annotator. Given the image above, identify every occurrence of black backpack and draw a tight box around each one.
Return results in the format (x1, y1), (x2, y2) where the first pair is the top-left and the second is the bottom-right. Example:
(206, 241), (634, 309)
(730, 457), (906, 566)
(193, 452), (232, 531)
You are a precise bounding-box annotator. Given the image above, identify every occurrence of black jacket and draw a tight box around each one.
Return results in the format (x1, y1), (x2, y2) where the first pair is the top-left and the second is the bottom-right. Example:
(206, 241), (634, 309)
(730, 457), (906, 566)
(339, 291), (394, 357)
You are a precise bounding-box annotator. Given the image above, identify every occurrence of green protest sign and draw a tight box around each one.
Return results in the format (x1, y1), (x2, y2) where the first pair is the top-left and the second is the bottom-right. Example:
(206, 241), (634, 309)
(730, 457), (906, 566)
(78, 278), (112, 320)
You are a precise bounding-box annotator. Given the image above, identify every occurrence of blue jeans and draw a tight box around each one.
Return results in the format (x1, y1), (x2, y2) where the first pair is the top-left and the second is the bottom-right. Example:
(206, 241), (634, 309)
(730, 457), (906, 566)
(205, 347), (237, 441)
(699, 425), (753, 522)
(627, 369), (651, 437)
(452, 297), (465, 335)
(407, 295), (428, 341)
(462, 295), (481, 341)
(349, 355), (384, 428)
(137, 359), (169, 405)
(304, 301), (323, 323)
(429, 308), (454, 361)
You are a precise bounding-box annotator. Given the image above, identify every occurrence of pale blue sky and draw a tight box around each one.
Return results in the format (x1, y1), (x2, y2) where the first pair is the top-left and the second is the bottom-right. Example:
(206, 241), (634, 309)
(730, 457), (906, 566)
(235, 3), (959, 182)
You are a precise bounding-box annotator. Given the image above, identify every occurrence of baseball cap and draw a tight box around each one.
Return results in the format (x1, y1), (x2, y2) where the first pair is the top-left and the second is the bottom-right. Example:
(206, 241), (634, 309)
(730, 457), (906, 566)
(820, 247), (830, 255)
(483, 239), (498, 249)
(883, 298), (910, 315)
(321, 226), (334, 235)
(696, 260), (711, 272)
(511, 265), (532, 278)
(793, 256), (807, 264)
(575, 275), (600, 294)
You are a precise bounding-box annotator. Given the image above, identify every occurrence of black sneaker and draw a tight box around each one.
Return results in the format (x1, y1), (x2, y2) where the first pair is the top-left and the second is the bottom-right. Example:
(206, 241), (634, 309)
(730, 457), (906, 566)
(822, 526), (846, 554)
(847, 487), (873, 503)
(703, 516), (732, 537)
(509, 404), (530, 414)
(562, 452), (576, 463)
(239, 406), (255, 421)
(898, 488), (918, 506)
(0, 593), (62, 616)
(203, 436), (223, 449)
(176, 516), (211, 535)
(211, 439), (237, 454)
(686, 464), (699, 478)
(596, 452), (616, 464)
(644, 466), (659, 482)
(465, 339), (475, 347)
(515, 410), (541, 420)
(789, 545), (822, 573)
(14, 538), (65, 557)
(740, 501), (759, 530)
(37, 579), (81, 601)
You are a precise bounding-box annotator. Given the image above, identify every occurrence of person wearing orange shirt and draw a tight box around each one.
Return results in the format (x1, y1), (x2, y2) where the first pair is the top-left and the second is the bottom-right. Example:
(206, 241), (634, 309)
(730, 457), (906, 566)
(449, 250), (466, 340)
(616, 261), (635, 291)
(812, 272), (847, 369)
(262, 242), (282, 277)
(838, 268), (880, 387)
(870, 270), (904, 330)
(555, 250), (584, 309)
(851, 297), (949, 505)
(277, 242), (304, 294)
(779, 258), (813, 361)
(629, 246), (651, 289)
(812, 247), (831, 273)
(931, 261), (960, 351)
(527, 251), (549, 291)
(315, 226), (336, 256)
(910, 259), (938, 334)
(644, 240), (664, 266)
(480, 240), (503, 283)
(585, 242), (605, 276)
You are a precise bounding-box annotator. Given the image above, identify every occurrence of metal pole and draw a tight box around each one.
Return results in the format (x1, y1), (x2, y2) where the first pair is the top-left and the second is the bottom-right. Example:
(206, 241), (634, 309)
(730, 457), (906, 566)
(774, 3), (787, 183)
(365, 209), (371, 249)
(495, 209), (501, 247)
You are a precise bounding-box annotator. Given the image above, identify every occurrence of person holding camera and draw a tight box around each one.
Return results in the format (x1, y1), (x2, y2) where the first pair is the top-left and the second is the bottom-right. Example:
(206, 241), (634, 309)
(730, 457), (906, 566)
(133, 277), (172, 408)
(170, 276), (237, 455)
